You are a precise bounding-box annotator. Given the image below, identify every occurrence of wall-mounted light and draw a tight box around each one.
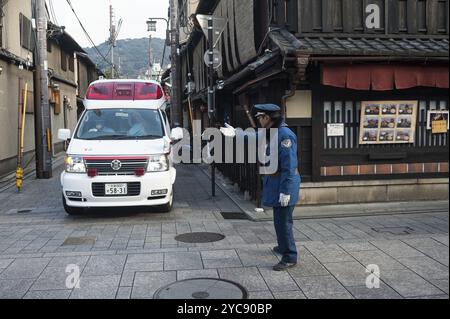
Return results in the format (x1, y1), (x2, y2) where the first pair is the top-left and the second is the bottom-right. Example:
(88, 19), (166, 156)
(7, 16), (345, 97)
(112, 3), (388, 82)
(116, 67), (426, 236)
(52, 83), (60, 91)
(0, 66), (3, 75)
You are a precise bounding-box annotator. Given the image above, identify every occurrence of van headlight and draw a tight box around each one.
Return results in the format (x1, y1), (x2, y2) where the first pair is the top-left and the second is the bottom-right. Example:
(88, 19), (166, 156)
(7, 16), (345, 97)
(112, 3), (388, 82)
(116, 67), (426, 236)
(147, 154), (169, 172)
(64, 155), (86, 173)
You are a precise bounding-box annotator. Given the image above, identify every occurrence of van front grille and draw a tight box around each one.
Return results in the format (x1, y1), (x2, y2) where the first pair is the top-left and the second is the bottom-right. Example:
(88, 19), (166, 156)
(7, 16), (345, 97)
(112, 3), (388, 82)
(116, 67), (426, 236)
(85, 158), (148, 176)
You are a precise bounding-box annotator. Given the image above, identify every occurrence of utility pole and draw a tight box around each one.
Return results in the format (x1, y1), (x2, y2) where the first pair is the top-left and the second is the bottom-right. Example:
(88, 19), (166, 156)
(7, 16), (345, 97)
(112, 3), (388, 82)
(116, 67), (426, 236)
(169, 0), (181, 126)
(33, 0), (52, 179)
(109, 4), (116, 78)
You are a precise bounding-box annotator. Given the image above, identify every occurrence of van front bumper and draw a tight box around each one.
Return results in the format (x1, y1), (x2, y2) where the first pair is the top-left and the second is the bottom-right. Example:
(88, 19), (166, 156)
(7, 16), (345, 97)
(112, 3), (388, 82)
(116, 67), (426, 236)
(61, 167), (176, 208)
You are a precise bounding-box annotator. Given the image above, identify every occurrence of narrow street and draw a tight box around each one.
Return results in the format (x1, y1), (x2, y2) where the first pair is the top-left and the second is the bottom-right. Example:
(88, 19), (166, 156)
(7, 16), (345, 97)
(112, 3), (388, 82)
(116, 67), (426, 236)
(0, 164), (448, 299)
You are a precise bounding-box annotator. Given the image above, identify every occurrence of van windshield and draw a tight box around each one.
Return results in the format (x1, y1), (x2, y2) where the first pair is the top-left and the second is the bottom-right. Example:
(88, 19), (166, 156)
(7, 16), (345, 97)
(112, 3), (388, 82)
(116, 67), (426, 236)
(75, 109), (164, 140)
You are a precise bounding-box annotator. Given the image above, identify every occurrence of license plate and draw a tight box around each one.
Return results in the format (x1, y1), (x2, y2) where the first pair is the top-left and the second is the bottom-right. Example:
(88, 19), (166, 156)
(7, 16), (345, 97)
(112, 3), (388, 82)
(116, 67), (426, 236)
(105, 183), (127, 196)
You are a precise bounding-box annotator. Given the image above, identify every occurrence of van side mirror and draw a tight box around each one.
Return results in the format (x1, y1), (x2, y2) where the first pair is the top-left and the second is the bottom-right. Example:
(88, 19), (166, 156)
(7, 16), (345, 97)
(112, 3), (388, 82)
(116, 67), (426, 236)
(58, 129), (71, 141)
(170, 127), (184, 141)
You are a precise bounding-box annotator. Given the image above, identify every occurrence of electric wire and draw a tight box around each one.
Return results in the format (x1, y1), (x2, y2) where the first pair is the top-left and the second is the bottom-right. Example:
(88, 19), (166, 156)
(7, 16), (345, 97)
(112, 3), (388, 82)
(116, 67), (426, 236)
(65, 0), (113, 67)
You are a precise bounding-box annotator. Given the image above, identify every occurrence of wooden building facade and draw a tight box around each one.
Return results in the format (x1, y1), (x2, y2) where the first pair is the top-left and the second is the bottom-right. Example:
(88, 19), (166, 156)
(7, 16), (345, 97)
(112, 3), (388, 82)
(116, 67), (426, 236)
(180, 0), (449, 205)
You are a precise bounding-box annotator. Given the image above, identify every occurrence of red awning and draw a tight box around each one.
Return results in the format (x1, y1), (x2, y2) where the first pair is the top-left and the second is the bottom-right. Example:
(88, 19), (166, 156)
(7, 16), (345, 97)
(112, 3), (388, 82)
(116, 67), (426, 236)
(322, 64), (449, 91)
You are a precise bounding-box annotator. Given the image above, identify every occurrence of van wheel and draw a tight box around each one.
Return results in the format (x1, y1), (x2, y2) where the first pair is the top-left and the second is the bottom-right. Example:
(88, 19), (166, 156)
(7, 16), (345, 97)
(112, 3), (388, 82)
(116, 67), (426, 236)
(62, 194), (84, 215)
(159, 189), (173, 213)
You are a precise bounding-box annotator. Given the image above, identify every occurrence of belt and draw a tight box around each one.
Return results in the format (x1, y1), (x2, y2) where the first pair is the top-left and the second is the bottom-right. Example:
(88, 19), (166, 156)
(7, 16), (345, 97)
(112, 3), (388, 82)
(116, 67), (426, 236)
(266, 168), (299, 177)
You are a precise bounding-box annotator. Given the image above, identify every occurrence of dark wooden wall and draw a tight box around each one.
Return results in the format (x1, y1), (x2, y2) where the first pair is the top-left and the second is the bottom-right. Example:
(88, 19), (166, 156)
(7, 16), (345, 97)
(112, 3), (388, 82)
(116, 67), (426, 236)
(272, 0), (449, 36)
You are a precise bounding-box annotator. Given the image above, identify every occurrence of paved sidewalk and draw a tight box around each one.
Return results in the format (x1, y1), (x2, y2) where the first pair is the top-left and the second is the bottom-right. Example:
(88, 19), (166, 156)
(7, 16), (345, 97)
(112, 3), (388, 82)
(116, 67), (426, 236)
(205, 166), (449, 221)
(0, 164), (448, 299)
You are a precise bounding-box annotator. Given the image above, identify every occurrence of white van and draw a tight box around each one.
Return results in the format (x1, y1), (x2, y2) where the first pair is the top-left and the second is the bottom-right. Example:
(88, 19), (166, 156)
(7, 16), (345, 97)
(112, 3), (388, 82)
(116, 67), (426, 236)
(58, 79), (183, 215)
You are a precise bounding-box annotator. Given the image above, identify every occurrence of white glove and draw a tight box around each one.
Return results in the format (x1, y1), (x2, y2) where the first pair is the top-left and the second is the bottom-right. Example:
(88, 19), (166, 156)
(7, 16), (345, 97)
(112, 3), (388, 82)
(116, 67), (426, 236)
(220, 123), (236, 138)
(279, 193), (291, 207)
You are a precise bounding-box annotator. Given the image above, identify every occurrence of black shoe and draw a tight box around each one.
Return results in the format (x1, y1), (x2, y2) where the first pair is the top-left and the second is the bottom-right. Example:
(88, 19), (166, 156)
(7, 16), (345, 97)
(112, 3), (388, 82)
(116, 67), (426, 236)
(272, 246), (281, 254)
(273, 261), (297, 271)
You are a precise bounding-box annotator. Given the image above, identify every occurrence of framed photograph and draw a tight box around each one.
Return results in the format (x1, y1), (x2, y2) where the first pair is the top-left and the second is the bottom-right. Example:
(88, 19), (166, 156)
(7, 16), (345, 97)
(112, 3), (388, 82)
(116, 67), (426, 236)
(359, 101), (418, 145)
(427, 110), (449, 131)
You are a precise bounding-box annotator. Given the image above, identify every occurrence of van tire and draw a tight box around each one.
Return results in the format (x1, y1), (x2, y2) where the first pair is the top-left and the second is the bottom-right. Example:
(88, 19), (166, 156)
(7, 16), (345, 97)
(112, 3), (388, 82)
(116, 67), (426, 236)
(62, 194), (84, 215)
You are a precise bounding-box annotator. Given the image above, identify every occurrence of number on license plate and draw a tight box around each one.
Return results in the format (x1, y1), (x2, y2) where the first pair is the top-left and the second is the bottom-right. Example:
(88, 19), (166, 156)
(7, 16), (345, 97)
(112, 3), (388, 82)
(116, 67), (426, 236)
(105, 184), (127, 195)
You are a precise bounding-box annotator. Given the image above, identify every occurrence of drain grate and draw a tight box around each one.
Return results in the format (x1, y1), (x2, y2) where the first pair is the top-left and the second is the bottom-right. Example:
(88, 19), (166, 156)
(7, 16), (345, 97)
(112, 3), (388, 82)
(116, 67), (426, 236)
(17, 209), (33, 214)
(174, 232), (225, 243)
(62, 237), (96, 246)
(220, 211), (248, 220)
(372, 227), (414, 235)
(154, 278), (248, 299)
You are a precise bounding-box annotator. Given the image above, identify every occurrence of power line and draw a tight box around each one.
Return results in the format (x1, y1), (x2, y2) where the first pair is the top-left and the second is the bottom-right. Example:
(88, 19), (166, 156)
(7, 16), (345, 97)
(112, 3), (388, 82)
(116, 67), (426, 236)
(49, 0), (59, 25)
(65, 0), (113, 67)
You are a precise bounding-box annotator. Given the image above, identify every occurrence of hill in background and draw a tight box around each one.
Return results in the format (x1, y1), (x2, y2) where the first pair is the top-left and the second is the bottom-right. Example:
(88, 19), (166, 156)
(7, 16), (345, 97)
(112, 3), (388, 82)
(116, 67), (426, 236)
(84, 37), (170, 78)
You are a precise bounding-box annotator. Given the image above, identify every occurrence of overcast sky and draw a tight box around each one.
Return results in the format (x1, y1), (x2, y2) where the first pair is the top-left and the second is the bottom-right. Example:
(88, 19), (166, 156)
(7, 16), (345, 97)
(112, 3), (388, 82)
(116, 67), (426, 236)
(48, 0), (170, 48)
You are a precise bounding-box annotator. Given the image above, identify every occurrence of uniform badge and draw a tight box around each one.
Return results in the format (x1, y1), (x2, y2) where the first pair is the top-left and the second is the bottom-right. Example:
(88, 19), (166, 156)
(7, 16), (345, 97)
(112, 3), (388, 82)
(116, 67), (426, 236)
(281, 139), (292, 148)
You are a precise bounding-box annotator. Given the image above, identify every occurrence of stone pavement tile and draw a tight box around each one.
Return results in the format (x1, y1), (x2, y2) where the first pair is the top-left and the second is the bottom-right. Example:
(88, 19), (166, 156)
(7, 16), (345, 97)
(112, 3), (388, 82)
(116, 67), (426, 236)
(294, 276), (353, 299)
(306, 245), (356, 263)
(408, 294), (449, 299)
(82, 255), (127, 277)
(116, 287), (132, 299)
(0, 257), (51, 279)
(369, 240), (426, 258)
(401, 237), (448, 249)
(218, 267), (269, 292)
(429, 279), (449, 295)
(0, 279), (35, 299)
(120, 272), (135, 287)
(177, 269), (219, 281)
(414, 246), (449, 267)
(47, 256), (90, 268)
(257, 267), (299, 292)
(124, 262), (163, 272)
(349, 250), (406, 271)
(69, 275), (121, 299)
(323, 261), (370, 287)
(338, 242), (377, 252)
(397, 256), (449, 281)
(164, 252), (203, 271)
(31, 266), (78, 291)
(248, 291), (274, 299)
(236, 248), (279, 267)
(201, 250), (238, 259)
(24, 289), (72, 299)
(346, 284), (403, 299)
(0, 259), (14, 269)
(126, 253), (163, 265)
(381, 269), (444, 298)
(287, 253), (330, 278)
(203, 258), (243, 269)
(273, 290), (307, 299)
(432, 236), (449, 247)
(132, 271), (176, 299)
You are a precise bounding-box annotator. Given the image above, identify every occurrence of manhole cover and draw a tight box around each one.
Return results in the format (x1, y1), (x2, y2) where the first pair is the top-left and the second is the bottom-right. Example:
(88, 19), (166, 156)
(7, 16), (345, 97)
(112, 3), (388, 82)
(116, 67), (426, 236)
(220, 211), (248, 220)
(154, 278), (248, 299)
(62, 237), (96, 246)
(372, 227), (414, 235)
(175, 232), (225, 243)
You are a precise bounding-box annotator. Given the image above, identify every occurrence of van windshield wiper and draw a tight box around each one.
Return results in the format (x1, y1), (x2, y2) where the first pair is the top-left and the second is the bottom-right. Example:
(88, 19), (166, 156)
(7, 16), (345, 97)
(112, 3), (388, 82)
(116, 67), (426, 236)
(133, 135), (163, 140)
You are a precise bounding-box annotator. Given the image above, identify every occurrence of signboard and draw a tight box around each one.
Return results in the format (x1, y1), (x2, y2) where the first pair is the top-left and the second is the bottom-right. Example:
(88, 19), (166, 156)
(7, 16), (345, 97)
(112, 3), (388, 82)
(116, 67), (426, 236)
(359, 101), (418, 144)
(327, 123), (345, 137)
(427, 110), (449, 134)
(196, 15), (227, 48)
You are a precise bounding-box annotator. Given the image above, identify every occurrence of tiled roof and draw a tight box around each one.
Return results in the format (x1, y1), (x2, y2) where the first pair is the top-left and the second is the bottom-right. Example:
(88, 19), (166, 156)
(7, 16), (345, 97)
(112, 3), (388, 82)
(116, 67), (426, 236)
(269, 29), (449, 57)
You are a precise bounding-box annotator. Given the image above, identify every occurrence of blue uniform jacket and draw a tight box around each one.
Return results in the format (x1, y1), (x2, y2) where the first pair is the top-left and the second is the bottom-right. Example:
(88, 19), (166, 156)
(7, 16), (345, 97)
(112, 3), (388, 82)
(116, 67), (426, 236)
(262, 123), (301, 207)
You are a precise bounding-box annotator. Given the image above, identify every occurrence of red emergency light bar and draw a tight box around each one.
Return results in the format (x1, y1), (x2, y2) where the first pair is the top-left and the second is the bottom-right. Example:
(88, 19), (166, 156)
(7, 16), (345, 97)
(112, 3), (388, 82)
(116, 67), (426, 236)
(86, 82), (163, 100)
